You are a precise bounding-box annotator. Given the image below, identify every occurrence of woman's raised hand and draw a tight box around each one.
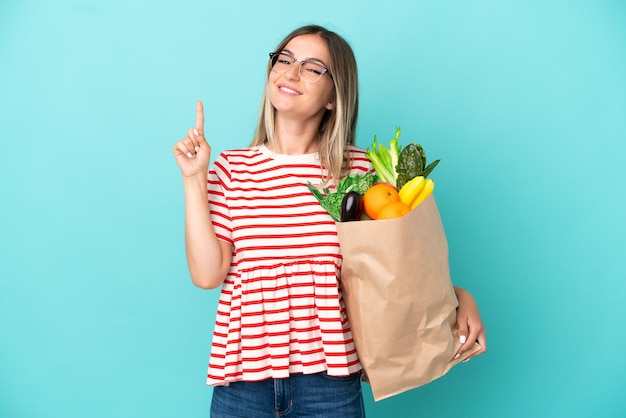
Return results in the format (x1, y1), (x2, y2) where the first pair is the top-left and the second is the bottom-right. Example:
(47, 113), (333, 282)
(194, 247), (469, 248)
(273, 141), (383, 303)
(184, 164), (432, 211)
(173, 100), (212, 178)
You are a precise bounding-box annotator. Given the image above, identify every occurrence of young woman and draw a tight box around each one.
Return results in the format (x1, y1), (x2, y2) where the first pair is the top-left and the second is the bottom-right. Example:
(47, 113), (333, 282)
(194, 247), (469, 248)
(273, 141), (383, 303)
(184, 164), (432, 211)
(173, 24), (487, 417)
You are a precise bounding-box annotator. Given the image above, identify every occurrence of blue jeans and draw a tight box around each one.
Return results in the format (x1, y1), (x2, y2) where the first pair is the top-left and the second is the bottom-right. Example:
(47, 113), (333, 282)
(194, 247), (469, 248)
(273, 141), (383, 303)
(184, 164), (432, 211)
(210, 371), (365, 417)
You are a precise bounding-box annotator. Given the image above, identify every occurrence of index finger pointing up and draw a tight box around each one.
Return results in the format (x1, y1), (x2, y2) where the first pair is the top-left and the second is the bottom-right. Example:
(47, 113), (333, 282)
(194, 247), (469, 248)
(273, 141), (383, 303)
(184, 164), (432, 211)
(196, 100), (204, 132)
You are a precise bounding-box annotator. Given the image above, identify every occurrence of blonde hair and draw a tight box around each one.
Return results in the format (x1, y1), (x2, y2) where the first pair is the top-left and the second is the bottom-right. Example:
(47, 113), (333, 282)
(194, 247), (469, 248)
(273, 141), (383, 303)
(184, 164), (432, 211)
(250, 25), (359, 185)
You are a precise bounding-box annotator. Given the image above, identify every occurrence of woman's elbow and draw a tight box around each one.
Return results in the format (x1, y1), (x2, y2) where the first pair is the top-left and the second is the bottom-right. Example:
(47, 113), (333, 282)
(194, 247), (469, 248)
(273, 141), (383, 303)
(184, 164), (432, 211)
(189, 262), (229, 289)
(187, 242), (232, 289)
(191, 274), (224, 289)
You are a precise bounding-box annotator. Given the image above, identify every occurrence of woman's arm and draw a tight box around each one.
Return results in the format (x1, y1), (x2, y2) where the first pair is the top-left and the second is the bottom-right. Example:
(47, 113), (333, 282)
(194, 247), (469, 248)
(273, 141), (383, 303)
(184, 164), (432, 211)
(173, 101), (232, 289)
(454, 286), (487, 360)
(181, 175), (232, 289)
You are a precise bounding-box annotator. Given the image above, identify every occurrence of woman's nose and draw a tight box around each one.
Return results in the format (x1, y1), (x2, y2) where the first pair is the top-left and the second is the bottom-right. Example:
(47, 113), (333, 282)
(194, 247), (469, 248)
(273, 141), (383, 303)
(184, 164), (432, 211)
(285, 61), (301, 80)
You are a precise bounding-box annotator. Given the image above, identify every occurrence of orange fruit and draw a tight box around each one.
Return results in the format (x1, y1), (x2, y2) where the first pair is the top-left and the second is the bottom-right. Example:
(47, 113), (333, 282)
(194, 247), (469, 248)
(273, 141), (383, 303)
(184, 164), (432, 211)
(376, 201), (411, 220)
(363, 183), (400, 219)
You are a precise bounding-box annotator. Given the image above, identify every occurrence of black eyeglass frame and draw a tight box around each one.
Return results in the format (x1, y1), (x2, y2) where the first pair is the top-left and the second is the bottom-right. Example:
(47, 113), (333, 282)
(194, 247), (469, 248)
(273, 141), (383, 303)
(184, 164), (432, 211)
(268, 52), (333, 81)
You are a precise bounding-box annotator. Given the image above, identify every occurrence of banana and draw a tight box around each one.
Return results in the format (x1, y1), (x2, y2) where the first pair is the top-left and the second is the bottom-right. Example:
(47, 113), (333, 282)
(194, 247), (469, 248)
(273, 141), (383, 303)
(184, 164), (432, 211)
(410, 179), (434, 209)
(398, 176), (425, 207)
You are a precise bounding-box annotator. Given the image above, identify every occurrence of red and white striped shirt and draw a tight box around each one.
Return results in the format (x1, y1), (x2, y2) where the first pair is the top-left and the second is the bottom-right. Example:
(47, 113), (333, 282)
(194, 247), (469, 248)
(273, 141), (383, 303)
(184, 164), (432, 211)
(205, 144), (371, 385)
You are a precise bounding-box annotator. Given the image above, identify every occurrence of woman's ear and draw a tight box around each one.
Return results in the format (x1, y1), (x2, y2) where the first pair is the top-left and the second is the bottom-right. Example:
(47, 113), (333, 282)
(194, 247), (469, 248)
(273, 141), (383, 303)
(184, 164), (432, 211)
(325, 96), (335, 110)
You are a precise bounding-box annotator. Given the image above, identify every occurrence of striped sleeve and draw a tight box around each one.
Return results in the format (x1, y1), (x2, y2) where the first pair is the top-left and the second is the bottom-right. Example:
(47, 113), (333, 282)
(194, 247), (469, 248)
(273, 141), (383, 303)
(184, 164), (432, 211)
(207, 153), (233, 246)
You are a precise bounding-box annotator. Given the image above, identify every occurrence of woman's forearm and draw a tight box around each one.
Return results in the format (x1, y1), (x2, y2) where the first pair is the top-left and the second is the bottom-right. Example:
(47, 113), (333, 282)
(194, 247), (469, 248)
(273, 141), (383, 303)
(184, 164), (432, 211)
(454, 286), (468, 302)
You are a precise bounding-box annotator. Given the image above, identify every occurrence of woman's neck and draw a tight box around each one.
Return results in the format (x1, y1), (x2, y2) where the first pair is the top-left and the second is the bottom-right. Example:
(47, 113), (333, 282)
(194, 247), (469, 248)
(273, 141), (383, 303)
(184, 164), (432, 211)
(269, 116), (321, 155)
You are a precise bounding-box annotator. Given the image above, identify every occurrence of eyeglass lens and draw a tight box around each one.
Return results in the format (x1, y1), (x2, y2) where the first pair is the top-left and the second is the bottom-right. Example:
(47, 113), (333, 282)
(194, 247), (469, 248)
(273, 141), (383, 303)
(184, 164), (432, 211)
(270, 53), (327, 82)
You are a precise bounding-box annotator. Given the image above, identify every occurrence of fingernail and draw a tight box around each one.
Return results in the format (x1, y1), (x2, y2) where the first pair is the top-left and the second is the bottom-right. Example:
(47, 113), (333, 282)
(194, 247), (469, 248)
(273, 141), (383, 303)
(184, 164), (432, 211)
(194, 129), (199, 136)
(195, 146), (200, 152)
(460, 335), (467, 344)
(463, 358), (471, 363)
(454, 353), (460, 360)
(187, 152), (193, 158)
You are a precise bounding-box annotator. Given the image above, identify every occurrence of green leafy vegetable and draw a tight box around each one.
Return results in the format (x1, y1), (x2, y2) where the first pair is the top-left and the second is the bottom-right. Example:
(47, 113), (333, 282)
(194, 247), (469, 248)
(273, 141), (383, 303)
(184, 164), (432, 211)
(365, 127), (402, 187)
(307, 172), (375, 221)
(396, 143), (440, 190)
(337, 173), (376, 195)
(318, 192), (345, 222)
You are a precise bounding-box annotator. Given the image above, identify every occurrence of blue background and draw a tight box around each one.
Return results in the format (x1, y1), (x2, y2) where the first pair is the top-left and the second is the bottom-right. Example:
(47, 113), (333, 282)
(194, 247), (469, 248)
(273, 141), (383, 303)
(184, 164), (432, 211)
(1, 0), (625, 417)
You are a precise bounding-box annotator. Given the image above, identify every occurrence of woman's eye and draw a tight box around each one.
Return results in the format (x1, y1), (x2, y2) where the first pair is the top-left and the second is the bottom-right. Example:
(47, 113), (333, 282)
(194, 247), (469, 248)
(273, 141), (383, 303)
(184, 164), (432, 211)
(304, 65), (322, 75)
(276, 53), (294, 64)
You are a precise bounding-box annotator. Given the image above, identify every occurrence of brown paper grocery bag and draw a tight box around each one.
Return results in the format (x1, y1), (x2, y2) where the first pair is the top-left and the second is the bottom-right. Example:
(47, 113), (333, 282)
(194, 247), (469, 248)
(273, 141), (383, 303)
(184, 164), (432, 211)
(336, 195), (481, 401)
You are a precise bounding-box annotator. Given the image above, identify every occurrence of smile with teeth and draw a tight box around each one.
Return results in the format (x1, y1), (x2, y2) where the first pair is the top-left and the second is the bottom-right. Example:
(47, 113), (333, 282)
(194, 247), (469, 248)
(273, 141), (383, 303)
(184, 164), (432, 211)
(279, 86), (301, 95)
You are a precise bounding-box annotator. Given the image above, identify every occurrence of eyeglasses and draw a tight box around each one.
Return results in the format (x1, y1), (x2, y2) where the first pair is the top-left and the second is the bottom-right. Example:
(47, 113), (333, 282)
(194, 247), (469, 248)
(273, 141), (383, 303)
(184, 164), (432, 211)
(269, 52), (333, 83)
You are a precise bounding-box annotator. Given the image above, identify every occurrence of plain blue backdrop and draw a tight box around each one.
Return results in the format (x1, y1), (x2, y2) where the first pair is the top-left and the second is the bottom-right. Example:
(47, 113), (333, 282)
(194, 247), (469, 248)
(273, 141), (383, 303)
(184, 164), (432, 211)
(1, 0), (625, 417)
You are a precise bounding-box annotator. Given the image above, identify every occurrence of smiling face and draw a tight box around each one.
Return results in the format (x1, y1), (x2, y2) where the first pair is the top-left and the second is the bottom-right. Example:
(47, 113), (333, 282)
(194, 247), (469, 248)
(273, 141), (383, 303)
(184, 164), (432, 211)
(268, 34), (335, 123)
